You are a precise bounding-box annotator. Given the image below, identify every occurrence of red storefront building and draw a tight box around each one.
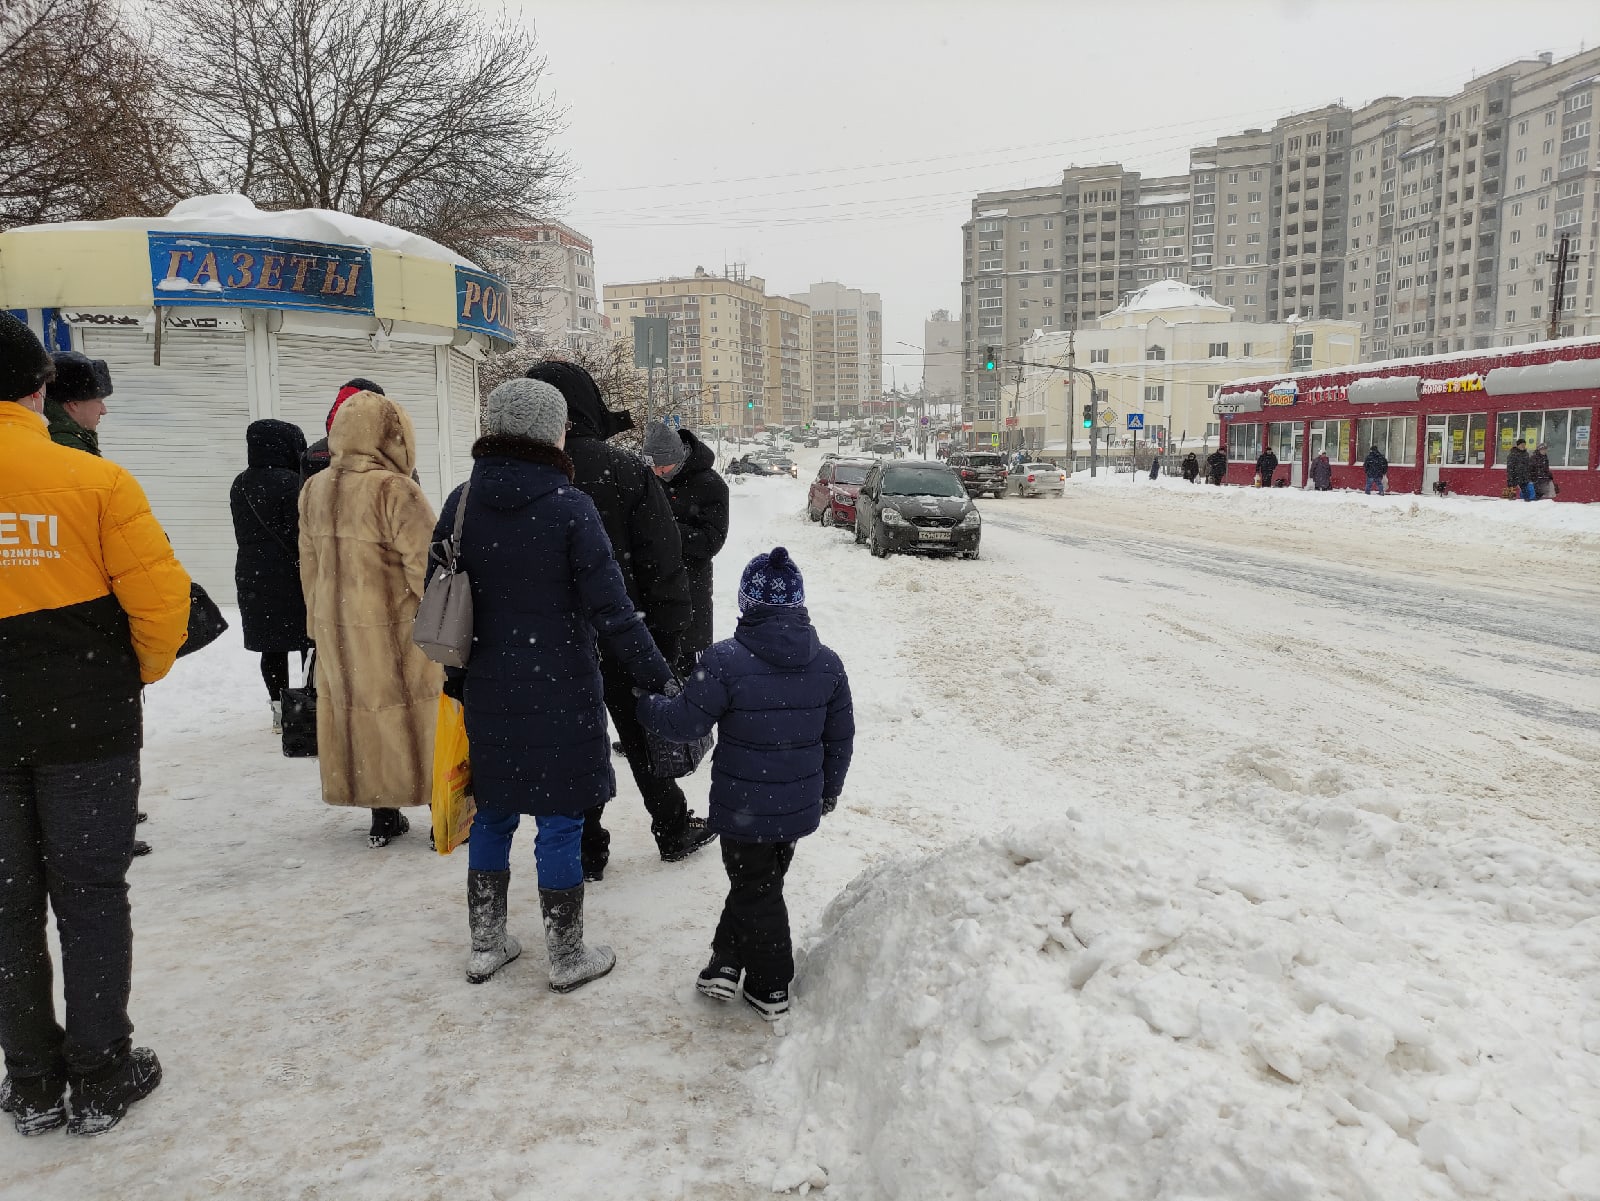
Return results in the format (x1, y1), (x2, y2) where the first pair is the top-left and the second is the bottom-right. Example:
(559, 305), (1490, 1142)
(1214, 338), (1600, 501)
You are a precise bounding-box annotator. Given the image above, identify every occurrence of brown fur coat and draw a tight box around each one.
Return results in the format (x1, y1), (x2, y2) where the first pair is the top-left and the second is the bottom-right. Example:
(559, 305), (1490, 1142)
(298, 391), (442, 808)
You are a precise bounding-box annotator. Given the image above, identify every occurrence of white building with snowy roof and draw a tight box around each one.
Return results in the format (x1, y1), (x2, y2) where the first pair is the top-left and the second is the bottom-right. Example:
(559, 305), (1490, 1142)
(0, 195), (513, 600)
(1007, 280), (1360, 472)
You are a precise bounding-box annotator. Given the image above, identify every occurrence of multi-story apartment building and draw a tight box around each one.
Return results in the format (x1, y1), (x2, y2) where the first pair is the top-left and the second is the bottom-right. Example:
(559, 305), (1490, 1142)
(789, 282), (882, 421)
(491, 221), (602, 351)
(1267, 105), (1351, 324)
(1134, 175), (1192, 288)
(922, 309), (962, 402)
(1190, 130), (1274, 319)
(602, 267), (811, 431)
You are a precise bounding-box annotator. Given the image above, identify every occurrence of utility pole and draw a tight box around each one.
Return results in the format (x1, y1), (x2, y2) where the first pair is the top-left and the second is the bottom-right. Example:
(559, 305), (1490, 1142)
(1548, 234), (1573, 342)
(1011, 363), (1025, 455)
(1066, 319), (1077, 469)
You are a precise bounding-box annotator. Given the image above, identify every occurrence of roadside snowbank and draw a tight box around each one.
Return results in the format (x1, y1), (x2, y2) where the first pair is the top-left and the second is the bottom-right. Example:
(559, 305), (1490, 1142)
(764, 772), (1600, 1200)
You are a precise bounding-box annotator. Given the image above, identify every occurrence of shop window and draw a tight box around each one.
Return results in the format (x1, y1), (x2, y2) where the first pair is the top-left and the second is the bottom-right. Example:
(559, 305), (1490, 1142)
(1440, 412), (1488, 466)
(1497, 407), (1589, 468)
(1309, 418), (1351, 463)
(1356, 415), (1418, 466)
(1268, 420), (1298, 461)
(1227, 422), (1261, 460)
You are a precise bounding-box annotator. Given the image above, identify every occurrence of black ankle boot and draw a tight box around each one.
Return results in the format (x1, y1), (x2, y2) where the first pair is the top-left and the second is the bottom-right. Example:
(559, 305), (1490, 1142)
(67, 1048), (162, 1136)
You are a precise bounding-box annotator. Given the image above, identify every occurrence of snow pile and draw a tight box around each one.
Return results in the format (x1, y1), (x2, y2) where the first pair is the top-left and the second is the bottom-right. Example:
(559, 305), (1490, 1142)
(764, 789), (1600, 1200)
(12, 193), (477, 266)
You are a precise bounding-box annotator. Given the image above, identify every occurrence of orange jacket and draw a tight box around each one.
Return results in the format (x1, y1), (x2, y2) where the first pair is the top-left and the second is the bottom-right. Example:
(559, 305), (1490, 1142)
(0, 402), (190, 684)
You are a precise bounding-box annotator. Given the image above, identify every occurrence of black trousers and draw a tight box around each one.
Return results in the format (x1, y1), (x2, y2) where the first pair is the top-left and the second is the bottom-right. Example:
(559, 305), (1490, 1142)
(585, 662), (690, 861)
(712, 839), (796, 989)
(0, 753), (140, 1080)
(260, 650), (309, 702)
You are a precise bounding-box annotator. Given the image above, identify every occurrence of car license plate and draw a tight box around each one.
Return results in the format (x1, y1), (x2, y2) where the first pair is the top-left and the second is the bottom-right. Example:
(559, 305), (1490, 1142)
(919, 529), (951, 542)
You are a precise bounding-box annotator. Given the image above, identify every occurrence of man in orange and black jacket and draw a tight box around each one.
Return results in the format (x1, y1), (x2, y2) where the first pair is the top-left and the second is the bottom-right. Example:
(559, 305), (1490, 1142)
(0, 312), (190, 1138)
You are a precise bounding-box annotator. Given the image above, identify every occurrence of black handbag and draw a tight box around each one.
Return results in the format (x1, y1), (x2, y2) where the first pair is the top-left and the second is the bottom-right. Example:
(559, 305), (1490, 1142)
(280, 650), (318, 758)
(177, 583), (229, 658)
(643, 727), (713, 780)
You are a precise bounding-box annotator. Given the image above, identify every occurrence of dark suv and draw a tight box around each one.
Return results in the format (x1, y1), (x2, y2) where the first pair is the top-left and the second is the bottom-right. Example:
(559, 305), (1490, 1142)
(947, 450), (1008, 499)
(853, 461), (981, 560)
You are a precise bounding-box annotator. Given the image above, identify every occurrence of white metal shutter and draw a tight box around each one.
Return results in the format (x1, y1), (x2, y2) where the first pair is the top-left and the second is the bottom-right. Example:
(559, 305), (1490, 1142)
(274, 336), (444, 506)
(79, 326), (250, 603)
(447, 350), (479, 489)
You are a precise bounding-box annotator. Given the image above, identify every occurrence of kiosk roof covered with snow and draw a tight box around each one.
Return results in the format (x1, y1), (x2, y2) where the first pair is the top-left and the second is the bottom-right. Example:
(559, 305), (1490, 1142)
(0, 195), (513, 601)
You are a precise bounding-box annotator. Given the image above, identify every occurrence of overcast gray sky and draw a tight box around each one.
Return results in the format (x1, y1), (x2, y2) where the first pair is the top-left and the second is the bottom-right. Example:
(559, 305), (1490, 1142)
(515, 0), (1595, 388)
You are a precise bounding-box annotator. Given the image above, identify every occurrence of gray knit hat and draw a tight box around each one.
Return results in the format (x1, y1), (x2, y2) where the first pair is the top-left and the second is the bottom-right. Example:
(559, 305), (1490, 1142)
(484, 378), (566, 445)
(643, 421), (688, 473)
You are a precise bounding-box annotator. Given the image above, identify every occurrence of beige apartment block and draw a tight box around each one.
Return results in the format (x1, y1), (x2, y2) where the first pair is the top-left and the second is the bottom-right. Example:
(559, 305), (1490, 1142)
(491, 221), (602, 352)
(1009, 280), (1360, 457)
(1134, 175), (1193, 290)
(764, 295), (814, 427)
(789, 282), (882, 421)
(922, 309), (962, 401)
(1191, 130), (1274, 319)
(604, 267), (805, 432)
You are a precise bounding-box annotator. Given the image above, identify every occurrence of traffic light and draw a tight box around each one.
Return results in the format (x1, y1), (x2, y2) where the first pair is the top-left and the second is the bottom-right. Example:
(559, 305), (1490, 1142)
(983, 346), (996, 371)
(747, 400), (754, 410)
(1081, 404), (1093, 429)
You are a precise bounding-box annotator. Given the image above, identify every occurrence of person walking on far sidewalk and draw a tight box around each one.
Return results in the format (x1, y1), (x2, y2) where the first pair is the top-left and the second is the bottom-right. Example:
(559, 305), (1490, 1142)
(435, 380), (677, 992)
(1181, 452), (1199, 483)
(1530, 442), (1555, 500)
(298, 389), (442, 846)
(1363, 444), (1389, 495)
(638, 547), (854, 1021)
(0, 313), (191, 1136)
(525, 360), (711, 881)
(1310, 451), (1333, 491)
(1255, 445), (1278, 489)
(1205, 445), (1227, 485)
(230, 420), (311, 734)
(1505, 438), (1534, 501)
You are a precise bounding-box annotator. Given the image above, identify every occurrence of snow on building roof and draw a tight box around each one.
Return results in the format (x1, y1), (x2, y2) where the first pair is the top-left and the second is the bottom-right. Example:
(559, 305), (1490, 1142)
(1219, 335), (1600, 390)
(10, 193), (478, 268)
(1107, 279), (1228, 315)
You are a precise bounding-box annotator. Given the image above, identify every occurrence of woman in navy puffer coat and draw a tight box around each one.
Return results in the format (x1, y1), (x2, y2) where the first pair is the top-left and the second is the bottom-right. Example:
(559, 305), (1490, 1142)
(637, 547), (853, 1019)
(433, 378), (674, 994)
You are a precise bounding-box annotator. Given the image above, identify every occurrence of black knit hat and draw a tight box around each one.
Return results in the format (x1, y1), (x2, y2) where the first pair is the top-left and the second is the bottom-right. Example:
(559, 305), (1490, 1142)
(344, 377), (385, 396)
(0, 311), (54, 403)
(49, 351), (113, 403)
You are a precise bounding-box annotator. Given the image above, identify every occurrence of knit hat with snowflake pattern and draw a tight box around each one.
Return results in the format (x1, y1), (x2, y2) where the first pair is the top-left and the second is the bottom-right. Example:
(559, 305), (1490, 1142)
(738, 546), (806, 612)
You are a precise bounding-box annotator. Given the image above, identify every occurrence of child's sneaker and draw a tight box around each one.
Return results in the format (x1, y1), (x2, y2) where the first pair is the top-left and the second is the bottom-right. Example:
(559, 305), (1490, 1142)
(696, 956), (742, 1001)
(742, 981), (790, 1021)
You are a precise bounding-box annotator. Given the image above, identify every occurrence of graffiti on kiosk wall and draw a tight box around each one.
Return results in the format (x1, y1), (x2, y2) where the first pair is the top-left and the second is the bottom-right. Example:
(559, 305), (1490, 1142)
(454, 266), (514, 341)
(147, 234), (374, 315)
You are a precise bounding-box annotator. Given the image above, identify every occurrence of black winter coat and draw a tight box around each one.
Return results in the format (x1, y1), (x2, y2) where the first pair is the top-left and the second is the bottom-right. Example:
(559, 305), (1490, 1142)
(1206, 449), (1228, 479)
(1530, 450), (1552, 484)
(1505, 446), (1532, 486)
(1256, 450), (1279, 485)
(1310, 455), (1333, 490)
(663, 430), (729, 665)
(638, 605), (853, 843)
(435, 438), (674, 816)
(1181, 453), (1200, 480)
(550, 373), (693, 657)
(230, 420), (312, 653)
(1364, 447), (1389, 477)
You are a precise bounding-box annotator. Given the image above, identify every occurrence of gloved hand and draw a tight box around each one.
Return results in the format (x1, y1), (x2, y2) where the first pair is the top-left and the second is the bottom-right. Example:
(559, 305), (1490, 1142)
(822, 796), (839, 816)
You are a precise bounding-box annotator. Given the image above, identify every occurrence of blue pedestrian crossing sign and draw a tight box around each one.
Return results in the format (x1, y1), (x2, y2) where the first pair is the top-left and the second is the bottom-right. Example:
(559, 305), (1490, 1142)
(1127, 413), (1145, 430)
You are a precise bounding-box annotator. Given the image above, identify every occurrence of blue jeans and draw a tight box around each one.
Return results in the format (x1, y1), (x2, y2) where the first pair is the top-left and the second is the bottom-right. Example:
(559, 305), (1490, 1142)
(0, 754), (140, 1079)
(1519, 482), (1536, 501)
(1364, 474), (1386, 494)
(467, 807), (584, 889)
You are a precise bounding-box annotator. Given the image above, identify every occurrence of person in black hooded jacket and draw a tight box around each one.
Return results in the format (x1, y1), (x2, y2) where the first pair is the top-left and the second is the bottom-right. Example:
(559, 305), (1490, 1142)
(523, 360), (709, 878)
(642, 422), (729, 668)
(230, 419), (312, 730)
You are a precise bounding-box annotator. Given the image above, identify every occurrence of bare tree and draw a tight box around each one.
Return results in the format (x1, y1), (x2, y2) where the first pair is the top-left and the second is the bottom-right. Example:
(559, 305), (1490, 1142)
(0, 0), (188, 227)
(478, 336), (660, 450)
(158, 0), (566, 262)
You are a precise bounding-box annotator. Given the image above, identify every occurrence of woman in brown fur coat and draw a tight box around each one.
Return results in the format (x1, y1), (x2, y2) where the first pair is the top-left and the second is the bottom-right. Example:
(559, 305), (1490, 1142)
(298, 390), (443, 846)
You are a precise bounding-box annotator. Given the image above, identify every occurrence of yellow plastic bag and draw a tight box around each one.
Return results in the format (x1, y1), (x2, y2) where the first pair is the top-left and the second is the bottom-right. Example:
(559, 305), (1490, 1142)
(431, 694), (475, 855)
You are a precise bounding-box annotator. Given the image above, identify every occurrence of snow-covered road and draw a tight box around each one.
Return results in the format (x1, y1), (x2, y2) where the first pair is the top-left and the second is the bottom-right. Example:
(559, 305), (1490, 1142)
(7, 460), (1597, 1200)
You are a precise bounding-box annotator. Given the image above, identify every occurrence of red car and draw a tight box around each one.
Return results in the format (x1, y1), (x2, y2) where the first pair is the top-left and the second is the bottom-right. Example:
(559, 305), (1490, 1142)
(807, 457), (875, 528)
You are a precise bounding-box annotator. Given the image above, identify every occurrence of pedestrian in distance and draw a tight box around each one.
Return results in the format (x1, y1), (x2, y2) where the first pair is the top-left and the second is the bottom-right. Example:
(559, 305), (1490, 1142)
(1363, 444), (1389, 495)
(1205, 445), (1228, 485)
(43, 351), (112, 456)
(1310, 451), (1333, 491)
(637, 546), (854, 1021)
(1530, 442), (1556, 500)
(299, 377), (385, 482)
(0, 313), (191, 1136)
(298, 389), (442, 846)
(41, 352), (155, 856)
(1181, 452), (1200, 483)
(1148, 455), (1160, 481)
(644, 421), (729, 673)
(434, 379), (677, 992)
(229, 420), (312, 734)
(1255, 446), (1279, 489)
(525, 360), (710, 882)
(1505, 437), (1534, 502)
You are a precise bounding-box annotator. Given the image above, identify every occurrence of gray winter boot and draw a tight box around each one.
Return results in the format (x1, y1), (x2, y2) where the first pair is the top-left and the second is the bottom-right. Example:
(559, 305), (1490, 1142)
(540, 884), (615, 993)
(466, 869), (522, 984)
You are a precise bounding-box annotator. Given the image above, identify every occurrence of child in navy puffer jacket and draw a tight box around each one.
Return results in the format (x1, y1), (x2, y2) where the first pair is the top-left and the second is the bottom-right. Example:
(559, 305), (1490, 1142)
(637, 546), (853, 1019)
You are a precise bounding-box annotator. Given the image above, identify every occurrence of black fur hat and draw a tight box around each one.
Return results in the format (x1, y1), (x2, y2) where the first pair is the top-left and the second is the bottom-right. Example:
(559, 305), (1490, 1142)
(49, 351), (113, 403)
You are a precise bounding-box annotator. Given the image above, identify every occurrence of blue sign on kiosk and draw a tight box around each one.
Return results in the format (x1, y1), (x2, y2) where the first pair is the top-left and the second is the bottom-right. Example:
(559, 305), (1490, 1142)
(455, 266), (514, 341)
(147, 233), (374, 315)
